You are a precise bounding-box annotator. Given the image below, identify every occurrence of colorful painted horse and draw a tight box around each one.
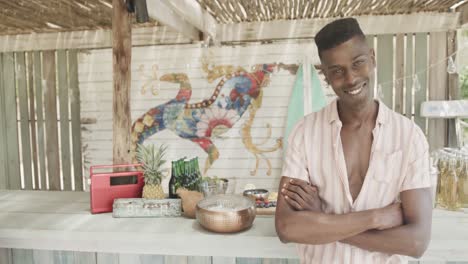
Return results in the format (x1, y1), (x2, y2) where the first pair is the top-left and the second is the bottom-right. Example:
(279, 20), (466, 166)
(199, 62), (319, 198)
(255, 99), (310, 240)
(131, 64), (277, 173)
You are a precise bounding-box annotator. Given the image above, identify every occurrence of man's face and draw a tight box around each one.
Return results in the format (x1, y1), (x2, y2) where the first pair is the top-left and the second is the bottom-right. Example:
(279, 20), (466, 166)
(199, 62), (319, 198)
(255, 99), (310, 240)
(320, 36), (376, 106)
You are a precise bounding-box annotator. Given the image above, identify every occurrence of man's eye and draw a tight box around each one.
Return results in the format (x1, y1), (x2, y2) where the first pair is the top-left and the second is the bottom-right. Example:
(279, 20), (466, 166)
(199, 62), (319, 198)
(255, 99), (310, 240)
(333, 69), (344, 75)
(354, 60), (364, 66)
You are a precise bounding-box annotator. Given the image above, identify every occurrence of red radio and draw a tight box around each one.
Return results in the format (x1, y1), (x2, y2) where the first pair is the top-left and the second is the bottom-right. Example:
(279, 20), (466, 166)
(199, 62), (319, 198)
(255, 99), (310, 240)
(90, 164), (144, 214)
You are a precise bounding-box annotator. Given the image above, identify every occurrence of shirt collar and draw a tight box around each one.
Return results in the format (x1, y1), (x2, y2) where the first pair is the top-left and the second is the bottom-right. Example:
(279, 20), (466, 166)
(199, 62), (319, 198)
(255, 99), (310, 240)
(328, 98), (388, 126)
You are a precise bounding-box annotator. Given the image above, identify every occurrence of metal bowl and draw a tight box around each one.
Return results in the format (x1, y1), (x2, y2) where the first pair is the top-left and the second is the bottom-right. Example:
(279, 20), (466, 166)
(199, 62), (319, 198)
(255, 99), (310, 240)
(243, 189), (269, 201)
(196, 194), (256, 233)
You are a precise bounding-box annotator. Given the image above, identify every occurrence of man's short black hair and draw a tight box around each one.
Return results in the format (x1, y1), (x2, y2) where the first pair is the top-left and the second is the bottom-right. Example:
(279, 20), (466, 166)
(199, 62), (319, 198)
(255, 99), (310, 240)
(315, 18), (365, 58)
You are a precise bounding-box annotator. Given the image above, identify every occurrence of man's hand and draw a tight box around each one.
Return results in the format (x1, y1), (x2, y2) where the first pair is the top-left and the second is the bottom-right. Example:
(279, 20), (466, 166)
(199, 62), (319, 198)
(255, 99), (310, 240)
(373, 203), (404, 230)
(281, 178), (322, 212)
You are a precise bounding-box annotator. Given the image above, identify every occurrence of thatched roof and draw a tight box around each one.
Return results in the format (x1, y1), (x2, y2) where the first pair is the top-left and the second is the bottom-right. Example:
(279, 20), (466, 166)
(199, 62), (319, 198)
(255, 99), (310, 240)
(0, 0), (158, 36)
(0, 0), (465, 36)
(197, 0), (463, 24)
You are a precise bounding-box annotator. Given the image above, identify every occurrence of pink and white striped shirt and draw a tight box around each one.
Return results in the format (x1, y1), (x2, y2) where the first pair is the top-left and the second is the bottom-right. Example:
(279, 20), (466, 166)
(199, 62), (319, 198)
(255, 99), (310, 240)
(281, 99), (431, 264)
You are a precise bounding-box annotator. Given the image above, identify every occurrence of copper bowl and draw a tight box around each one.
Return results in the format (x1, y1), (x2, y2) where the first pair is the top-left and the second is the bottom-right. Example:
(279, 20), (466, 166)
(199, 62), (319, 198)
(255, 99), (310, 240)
(243, 189), (269, 201)
(196, 194), (256, 233)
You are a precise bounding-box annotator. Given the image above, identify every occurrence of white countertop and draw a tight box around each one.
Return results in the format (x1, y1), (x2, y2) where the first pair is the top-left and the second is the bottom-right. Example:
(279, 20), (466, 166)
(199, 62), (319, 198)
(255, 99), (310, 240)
(0, 190), (467, 261)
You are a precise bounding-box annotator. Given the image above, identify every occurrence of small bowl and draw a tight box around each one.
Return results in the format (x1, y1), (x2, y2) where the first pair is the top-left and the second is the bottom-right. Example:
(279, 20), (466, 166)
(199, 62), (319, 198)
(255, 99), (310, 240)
(243, 189), (269, 201)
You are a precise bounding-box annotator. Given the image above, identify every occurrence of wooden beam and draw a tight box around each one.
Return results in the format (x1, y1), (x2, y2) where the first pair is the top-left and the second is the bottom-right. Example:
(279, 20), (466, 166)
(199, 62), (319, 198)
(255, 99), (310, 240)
(458, 2), (468, 26)
(146, 0), (201, 40)
(0, 26), (191, 53)
(162, 0), (217, 39)
(218, 12), (460, 42)
(112, 0), (132, 165)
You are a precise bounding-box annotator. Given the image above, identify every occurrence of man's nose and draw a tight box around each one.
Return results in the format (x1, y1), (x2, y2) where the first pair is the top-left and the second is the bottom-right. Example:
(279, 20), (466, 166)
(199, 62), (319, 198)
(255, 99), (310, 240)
(344, 70), (358, 87)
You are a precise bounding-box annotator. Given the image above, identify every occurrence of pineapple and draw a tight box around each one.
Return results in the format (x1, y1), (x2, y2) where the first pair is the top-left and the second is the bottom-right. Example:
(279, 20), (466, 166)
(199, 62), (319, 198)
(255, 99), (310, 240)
(136, 143), (168, 199)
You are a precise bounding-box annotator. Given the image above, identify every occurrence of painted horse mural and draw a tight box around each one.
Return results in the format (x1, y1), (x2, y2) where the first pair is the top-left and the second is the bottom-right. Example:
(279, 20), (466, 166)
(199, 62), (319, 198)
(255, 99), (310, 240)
(131, 64), (281, 173)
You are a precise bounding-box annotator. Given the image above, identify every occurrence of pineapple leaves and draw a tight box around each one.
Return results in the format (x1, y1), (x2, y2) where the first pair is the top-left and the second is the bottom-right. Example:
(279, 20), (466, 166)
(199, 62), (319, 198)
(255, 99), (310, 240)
(136, 143), (169, 185)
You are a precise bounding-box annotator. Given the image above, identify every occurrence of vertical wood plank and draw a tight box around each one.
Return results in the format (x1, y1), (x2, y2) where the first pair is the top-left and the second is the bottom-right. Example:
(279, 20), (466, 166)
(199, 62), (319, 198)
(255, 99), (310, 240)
(405, 34), (414, 119)
(366, 35), (375, 99)
(11, 249), (33, 264)
(0, 54), (8, 189)
(57, 50), (71, 191)
(16, 52), (33, 190)
(287, 259), (300, 264)
(34, 51), (47, 190)
(3, 52), (21, 190)
(188, 256), (212, 264)
(32, 250), (54, 264)
(113, 0), (133, 165)
(428, 32), (448, 151)
(74, 251), (97, 264)
(165, 255), (188, 264)
(97, 252), (119, 264)
(377, 34), (394, 108)
(447, 30), (459, 147)
(414, 33), (428, 133)
(236, 257), (262, 264)
(43, 51), (61, 190)
(394, 34), (405, 114)
(212, 256), (235, 264)
(69, 50), (84, 191)
(0, 248), (12, 264)
(53, 250), (74, 264)
(27, 52), (39, 189)
(119, 254), (142, 264)
(140, 254), (165, 264)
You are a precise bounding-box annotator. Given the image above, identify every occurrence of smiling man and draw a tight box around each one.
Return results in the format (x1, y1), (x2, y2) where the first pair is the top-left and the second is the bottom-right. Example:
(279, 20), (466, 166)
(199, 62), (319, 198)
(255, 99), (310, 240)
(275, 18), (432, 263)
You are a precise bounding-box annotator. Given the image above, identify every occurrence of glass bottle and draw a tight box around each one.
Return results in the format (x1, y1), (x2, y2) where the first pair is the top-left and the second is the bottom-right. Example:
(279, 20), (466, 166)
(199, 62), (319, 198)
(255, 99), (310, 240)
(168, 161), (177, 198)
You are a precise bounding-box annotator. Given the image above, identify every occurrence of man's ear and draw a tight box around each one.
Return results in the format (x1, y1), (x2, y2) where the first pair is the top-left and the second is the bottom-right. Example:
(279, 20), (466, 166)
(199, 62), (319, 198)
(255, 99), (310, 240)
(317, 64), (330, 85)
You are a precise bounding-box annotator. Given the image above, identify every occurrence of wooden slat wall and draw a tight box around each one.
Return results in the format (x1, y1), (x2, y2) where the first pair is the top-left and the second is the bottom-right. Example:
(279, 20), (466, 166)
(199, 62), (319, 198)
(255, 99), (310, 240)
(414, 33), (428, 133)
(57, 50), (72, 191)
(0, 31), (456, 191)
(428, 32), (448, 150)
(3, 53), (21, 190)
(0, 55), (8, 189)
(43, 51), (61, 190)
(394, 34), (405, 114)
(377, 34), (394, 108)
(405, 34), (414, 119)
(78, 34), (454, 193)
(69, 51), (84, 191)
(79, 42), (320, 193)
(365, 35), (375, 98)
(27, 53), (39, 189)
(33, 52), (47, 190)
(0, 250), (429, 264)
(0, 50), (83, 191)
(16, 52), (33, 190)
(447, 30), (459, 148)
(4, 250), (299, 264)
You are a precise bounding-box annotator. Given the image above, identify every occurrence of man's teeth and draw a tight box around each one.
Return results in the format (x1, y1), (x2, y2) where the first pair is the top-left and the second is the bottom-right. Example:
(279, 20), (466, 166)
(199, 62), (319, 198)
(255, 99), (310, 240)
(346, 87), (362, 95)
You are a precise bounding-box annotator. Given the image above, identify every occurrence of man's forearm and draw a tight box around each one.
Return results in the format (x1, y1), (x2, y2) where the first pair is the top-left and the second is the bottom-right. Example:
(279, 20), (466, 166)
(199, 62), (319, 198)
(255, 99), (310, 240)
(277, 209), (378, 245)
(342, 224), (429, 258)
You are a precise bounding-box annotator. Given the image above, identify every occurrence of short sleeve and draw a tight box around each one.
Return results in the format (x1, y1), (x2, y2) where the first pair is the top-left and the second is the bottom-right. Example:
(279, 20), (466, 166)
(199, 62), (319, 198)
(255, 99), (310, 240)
(400, 125), (431, 192)
(281, 118), (310, 182)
